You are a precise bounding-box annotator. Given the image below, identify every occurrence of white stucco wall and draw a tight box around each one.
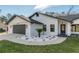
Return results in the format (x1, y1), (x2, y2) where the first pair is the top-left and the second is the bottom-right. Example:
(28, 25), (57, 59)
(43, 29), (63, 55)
(71, 19), (79, 34)
(31, 14), (58, 35)
(30, 23), (43, 36)
(67, 23), (71, 36)
(72, 19), (79, 24)
(58, 20), (71, 36)
(58, 18), (79, 35)
(8, 16), (31, 37)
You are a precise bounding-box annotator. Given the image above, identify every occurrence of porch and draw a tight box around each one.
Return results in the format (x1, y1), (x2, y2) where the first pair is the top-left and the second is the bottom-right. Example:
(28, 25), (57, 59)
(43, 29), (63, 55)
(58, 20), (71, 36)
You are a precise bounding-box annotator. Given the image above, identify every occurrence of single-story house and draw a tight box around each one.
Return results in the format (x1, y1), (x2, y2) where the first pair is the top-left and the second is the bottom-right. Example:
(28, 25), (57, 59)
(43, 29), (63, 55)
(7, 15), (44, 37)
(7, 12), (79, 37)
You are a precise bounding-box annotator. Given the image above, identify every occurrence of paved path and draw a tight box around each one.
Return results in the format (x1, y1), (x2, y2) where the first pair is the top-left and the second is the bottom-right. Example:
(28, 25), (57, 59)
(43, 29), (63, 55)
(0, 34), (67, 45)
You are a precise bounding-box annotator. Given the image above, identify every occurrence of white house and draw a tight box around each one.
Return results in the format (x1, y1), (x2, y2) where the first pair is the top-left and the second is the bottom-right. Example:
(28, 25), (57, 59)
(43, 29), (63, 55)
(7, 12), (79, 37)
(7, 15), (43, 37)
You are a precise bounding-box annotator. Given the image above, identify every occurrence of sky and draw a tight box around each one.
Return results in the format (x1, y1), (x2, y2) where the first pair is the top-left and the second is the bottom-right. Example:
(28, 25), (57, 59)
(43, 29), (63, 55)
(0, 5), (79, 17)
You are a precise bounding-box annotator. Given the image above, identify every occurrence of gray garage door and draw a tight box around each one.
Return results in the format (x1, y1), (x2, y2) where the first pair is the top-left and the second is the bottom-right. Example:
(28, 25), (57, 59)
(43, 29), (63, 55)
(13, 25), (25, 34)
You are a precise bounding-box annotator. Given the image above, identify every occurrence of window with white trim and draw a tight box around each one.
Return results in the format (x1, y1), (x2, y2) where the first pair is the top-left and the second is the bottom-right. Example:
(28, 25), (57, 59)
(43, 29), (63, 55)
(50, 24), (55, 32)
(71, 24), (79, 32)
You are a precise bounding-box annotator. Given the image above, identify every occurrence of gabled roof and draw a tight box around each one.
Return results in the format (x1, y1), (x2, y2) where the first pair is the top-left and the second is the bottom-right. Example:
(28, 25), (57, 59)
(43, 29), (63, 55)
(29, 18), (44, 24)
(29, 12), (55, 18)
(7, 15), (44, 24)
(29, 12), (79, 23)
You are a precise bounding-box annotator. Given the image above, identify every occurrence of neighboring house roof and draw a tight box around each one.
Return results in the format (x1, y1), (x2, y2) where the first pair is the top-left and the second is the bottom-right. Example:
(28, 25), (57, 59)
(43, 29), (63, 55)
(7, 15), (43, 24)
(29, 12), (79, 23)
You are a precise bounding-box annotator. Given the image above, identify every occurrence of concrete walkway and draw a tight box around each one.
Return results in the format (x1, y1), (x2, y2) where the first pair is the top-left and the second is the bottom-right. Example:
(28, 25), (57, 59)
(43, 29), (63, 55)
(0, 34), (67, 45)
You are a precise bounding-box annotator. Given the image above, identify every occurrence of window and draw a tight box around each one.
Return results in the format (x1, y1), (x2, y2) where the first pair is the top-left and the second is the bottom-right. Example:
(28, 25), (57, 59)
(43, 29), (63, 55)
(43, 25), (46, 31)
(76, 25), (79, 32)
(50, 24), (55, 32)
(71, 24), (79, 32)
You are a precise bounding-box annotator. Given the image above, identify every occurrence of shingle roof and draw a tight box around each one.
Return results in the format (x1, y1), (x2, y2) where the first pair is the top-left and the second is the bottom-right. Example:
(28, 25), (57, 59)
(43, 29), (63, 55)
(30, 12), (79, 22)
(39, 12), (79, 22)
(57, 14), (79, 22)
(7, 15), (44, 24)
(29, 18), (44, 24)
(8, 12), (79, 24)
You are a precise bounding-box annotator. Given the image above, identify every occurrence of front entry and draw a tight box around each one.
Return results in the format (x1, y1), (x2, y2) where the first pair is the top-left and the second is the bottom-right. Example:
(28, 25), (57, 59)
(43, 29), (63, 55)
(60, 24), (66, 35)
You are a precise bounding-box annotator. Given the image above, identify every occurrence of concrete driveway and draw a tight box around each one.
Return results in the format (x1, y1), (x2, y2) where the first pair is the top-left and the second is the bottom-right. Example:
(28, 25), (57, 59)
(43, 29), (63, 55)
(0, 33), (67, 45)
(0, 33), (24, 40)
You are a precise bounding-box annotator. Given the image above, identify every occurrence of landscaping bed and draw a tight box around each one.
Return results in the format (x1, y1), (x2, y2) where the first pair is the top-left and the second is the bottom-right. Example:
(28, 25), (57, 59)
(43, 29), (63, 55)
(0, 36), (79, 53)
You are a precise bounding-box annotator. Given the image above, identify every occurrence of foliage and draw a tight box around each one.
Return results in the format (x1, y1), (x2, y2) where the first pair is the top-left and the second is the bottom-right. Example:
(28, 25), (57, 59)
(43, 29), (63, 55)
(7, 13), (12, 20)
(0, 16), (8, 22)
(0, 28), (5, 33)
(36, 28), (43, 37)
(0, 13), (12, 22)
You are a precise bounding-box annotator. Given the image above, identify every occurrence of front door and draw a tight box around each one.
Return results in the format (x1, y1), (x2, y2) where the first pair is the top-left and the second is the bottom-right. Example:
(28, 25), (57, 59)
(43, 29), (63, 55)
(60, 24), (66, 34)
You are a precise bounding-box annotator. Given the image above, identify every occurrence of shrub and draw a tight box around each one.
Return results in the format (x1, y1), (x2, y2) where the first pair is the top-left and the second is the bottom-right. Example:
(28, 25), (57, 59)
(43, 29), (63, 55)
(36, 28), (43, 37)
(0, 28), (5, 33)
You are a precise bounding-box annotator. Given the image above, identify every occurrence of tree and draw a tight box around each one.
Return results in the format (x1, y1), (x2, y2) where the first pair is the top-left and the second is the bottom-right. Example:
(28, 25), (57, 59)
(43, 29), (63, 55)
(0, 13), (12, 22)
(36, 28), (43, 37)
(62, 12), (65, 14)
(0, 16), (8, 22)
(7, 13), (12, 20)
(0, 9), (2, 14)
(67, 5), (74, 15)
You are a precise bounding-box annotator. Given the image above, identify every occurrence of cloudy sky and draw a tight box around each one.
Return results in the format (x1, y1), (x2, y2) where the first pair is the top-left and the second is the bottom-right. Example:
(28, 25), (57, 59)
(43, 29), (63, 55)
(0, 5), (79, 16)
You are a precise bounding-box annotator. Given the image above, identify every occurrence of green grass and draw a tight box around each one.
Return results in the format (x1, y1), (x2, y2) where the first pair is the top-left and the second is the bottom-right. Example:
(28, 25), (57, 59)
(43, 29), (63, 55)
(0, 36), (79, 53)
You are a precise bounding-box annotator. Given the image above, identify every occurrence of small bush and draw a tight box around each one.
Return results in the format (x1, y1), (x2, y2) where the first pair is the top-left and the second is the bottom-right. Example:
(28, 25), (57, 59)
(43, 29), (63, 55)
(0, 28), (5, 33)
(36, 28), (43, 37)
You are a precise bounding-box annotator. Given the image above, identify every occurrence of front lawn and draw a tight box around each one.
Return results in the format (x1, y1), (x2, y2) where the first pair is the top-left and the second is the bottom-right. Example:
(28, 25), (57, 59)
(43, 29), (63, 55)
(0, 36), (79, 53)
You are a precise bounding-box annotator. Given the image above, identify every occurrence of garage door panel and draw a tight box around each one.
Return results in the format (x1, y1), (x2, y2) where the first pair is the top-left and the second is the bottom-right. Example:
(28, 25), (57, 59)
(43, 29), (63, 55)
(13, 25), (25, 34)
